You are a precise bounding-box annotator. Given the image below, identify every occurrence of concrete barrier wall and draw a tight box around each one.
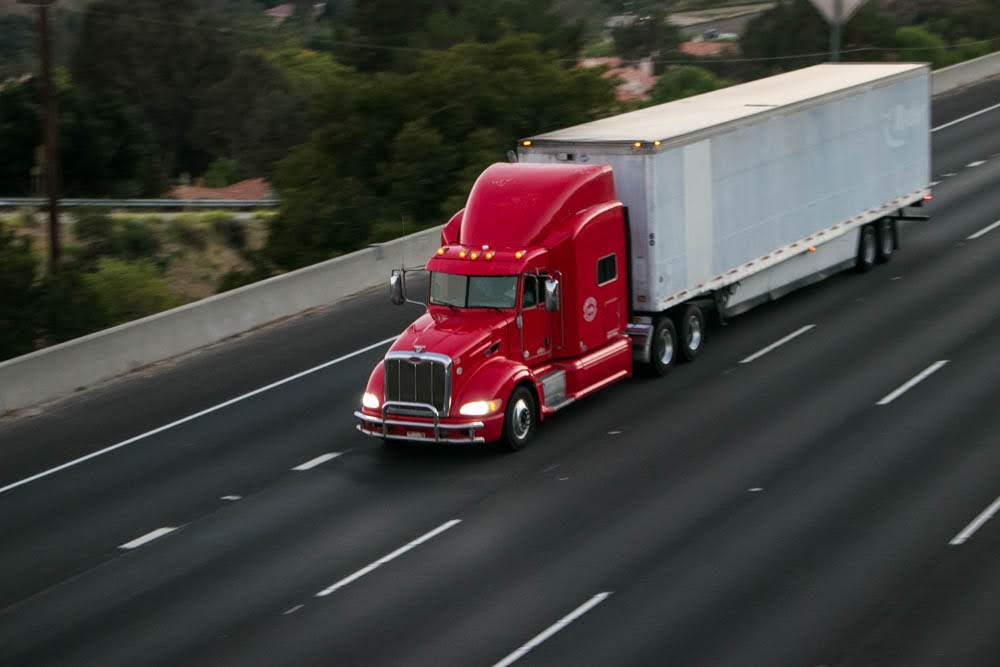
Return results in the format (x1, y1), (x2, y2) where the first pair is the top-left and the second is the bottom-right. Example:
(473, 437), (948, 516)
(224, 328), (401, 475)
(0, 226), (442, 413)
(933, 50), (1000, 96)
(5, 51), (1000, 414)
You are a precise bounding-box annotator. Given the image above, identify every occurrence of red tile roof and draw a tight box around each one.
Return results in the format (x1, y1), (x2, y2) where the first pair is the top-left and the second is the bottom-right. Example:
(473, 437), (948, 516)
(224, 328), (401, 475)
(170, 178), (274, 201)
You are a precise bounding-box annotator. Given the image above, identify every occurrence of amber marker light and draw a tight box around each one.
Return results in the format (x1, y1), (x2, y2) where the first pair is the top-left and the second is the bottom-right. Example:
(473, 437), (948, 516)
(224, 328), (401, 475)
(458, 250), (467, 258)
(807, 246), (817, 253)
(654, 140), (662, 147)
(485, 250), (495, 259)
(522, 140), (532, 147)
(632, 141), (642, 149)
(436, 247), (446, 256)
(514, 250), (524, 259)
(470, 250), (480, 260)
(923, 193), (934, 201)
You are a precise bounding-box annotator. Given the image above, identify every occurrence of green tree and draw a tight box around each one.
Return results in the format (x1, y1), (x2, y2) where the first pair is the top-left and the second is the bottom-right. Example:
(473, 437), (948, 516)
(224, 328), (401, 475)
(649, 66), (730, 104)
(0, 223), (39, 360)
(267, 35), (615, 269)
(383, 118), (460, 223)
(72, 0), (241, 177)
(0, 78), (40, 196)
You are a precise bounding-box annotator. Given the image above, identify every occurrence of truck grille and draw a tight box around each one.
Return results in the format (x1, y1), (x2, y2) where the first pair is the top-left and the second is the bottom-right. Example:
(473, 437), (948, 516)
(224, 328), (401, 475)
(384, 355), (449, 414)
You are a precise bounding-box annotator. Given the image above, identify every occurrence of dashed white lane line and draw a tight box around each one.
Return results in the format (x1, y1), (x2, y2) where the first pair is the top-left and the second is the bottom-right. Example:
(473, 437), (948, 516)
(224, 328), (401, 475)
(292, 452), (343, 471)
(967, 219), (1000, 240)
(931, 101), (1000, 133)
(950, 496), (1000, 546)
(492, 592), (612, 667)
(739, 325), (816, 364)
(220, 495), (242, 501)
(315, 519), (461, 597)
(282, 604), (305, 615)
(119, 526), (177, 550)
(966, 160), (987, 168)
(876, 360), (949, 406)
(0, 336), (398, 497)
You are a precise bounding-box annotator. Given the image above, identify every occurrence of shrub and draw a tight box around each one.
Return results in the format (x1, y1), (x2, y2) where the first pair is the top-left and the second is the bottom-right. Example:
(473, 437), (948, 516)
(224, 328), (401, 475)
(119, 219), (162, 259)
(0, 221), (39, 360)
(216, 250), (273, 293)
(73, 211), (122, 258)
(167, 214), (208, 250)
(82, 258), (176, 326)
(205, 211), (247, 250)
(896, 26), (952, 69)
(38, 260), (106, 344)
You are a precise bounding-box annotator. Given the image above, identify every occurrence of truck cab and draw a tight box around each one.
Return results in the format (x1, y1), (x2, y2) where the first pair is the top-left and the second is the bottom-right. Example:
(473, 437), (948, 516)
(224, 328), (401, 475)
(355, 162), (633, 449)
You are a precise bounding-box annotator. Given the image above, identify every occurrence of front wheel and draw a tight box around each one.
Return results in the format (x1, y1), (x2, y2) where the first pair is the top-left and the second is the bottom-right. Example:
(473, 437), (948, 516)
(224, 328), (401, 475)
(502, 386), (537, 451)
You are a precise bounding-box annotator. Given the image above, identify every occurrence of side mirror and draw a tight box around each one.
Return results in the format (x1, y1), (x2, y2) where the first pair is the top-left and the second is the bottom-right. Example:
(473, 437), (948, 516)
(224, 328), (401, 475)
(389, 270), (405, 306)
(544, 278), (560, 312)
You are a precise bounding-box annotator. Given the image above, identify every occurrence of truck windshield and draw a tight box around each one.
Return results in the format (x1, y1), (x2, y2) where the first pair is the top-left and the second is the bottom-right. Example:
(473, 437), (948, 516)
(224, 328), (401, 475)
(430, 273), (518, 309)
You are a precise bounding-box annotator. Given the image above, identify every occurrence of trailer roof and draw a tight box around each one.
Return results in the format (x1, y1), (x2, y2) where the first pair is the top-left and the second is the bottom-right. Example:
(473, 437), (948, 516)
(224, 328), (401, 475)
(525, 63), (927, 146)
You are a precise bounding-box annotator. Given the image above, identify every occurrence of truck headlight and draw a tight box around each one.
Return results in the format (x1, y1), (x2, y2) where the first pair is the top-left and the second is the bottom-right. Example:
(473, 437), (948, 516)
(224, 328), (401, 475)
(362, 392), (380, 410)
(459, 399), (501, 416)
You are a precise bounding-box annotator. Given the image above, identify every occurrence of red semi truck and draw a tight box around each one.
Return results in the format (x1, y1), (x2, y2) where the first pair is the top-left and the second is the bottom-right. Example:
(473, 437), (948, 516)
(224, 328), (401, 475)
(355, 64), (932, 449)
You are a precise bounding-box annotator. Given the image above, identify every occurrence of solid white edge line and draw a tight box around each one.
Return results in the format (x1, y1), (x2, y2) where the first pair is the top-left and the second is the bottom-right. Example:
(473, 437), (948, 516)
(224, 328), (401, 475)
(950, 496), (1000, 546)
(931, 101), (1000, 133)
(967, 219), (1000, 240)
(119, 526), (177, 550)
(292, 452), (343, 471)
(0, 336), (398, 497)
(739, 324), (816, 364)
(966, 160), (987, 168)
(315, 519), (461, 597)
(492, 592), (612, 667)
(876, 360), (949, 406)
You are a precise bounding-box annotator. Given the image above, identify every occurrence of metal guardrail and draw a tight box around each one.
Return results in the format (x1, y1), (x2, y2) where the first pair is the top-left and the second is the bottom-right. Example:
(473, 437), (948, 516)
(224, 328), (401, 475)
(0, 197), (280, 209)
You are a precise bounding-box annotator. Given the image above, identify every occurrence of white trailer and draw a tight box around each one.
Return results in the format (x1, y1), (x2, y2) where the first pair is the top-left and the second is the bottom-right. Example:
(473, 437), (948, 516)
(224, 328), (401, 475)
(518, 63), (931, 335)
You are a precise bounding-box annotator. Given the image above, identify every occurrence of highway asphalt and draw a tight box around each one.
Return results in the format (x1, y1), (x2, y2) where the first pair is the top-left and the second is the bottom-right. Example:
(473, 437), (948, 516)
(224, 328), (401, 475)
(1, 78), (999, 666)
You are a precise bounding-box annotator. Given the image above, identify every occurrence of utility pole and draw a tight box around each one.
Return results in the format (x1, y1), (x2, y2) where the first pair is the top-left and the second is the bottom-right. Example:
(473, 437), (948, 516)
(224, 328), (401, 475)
(20, 0), (61, 266)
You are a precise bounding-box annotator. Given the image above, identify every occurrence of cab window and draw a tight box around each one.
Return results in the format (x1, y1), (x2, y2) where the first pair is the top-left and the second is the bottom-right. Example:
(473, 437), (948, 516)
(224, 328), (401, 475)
(597, 254), (617, 285)
(522, 274), (539, 308)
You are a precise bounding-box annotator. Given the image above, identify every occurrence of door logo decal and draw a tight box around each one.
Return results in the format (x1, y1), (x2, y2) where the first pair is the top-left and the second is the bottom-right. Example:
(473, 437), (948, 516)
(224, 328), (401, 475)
(583, 297), (598, 322)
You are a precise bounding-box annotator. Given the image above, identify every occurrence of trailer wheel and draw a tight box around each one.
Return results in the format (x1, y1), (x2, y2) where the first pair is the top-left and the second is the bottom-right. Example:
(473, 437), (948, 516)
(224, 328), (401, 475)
(676, 304), (706, 362)
(502, 385), (537, 451)
(647, 317), (678, 377)
(876, 219), (895, 263)
(856, 225), (877, 273)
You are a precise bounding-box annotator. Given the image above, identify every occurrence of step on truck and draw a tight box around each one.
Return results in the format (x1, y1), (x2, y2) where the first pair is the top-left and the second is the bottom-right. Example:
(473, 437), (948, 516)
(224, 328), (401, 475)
(355, 63), (932, 449)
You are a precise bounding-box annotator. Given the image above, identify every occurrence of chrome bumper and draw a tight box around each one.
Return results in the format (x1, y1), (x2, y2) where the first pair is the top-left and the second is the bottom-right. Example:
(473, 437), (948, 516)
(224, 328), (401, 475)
(354, 410), (486, 444)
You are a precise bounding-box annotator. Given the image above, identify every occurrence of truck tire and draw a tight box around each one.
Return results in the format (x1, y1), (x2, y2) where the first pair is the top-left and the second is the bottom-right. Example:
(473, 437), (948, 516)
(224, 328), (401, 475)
(676, 304), (706, 362)
(876, 218), (895, 263)
(502, 385), (537, 451)
(856, 225), (877, 273)
(647, 317), (678, 377)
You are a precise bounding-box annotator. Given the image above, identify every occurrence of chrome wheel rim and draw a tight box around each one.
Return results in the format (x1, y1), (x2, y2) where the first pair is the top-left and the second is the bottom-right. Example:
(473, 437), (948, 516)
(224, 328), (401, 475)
(512, 399), (531, 440)
(658, 328), (674, 365)
(687, 314), (702, 351)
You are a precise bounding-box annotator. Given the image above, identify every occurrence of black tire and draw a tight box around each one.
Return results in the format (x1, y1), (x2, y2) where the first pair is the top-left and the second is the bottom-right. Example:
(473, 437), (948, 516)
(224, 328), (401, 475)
(856, 225), (877, 273)
(876, 218), (895, 263)
(646, 316), (678, 377)
(675, 304), (706, 363)
(502, 385), (537, 451)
